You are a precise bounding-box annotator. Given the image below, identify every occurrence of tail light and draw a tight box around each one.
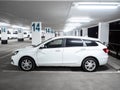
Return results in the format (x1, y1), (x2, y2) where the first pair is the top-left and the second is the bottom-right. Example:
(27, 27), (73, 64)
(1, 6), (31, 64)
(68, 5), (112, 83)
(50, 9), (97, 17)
(103, 48), (109, 53)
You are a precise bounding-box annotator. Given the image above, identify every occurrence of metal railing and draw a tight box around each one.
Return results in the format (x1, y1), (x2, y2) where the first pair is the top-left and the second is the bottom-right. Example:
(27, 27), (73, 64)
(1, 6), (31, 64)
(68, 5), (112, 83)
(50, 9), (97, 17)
(108, 42), (120, 59)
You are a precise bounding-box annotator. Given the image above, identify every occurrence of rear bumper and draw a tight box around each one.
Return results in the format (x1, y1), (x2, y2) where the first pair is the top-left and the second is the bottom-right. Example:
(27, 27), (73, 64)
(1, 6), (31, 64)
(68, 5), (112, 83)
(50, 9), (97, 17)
(98, 56), (108, 65)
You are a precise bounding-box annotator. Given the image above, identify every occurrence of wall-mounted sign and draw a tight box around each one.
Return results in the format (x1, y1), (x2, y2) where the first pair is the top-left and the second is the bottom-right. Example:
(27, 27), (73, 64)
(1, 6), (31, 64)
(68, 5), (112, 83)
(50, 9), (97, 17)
(32, 22), (41, 32)
(1, 27), (8, 41)
(45, 27), (51, 33)
(31, 22), (42, 45)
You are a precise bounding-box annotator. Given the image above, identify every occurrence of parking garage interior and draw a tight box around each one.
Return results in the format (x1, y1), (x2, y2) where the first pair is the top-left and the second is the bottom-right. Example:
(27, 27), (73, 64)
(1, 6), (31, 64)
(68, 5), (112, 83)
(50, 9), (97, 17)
(0, 0), (120, 90)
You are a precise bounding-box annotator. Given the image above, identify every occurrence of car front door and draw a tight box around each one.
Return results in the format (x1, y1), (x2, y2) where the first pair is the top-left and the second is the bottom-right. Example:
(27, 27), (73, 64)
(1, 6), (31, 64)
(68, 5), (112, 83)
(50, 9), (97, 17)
(37, 38), (63, 65)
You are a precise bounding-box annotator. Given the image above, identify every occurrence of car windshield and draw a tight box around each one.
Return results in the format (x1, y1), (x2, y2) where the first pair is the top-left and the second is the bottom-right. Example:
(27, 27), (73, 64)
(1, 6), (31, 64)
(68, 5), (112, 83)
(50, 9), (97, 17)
(32, 38), (53, 47)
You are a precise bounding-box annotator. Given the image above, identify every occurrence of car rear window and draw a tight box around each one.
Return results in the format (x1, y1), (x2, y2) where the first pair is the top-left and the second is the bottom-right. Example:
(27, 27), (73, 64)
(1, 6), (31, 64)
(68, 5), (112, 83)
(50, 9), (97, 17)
(83, 39), (98, 46)
(66, 38), (83, 47)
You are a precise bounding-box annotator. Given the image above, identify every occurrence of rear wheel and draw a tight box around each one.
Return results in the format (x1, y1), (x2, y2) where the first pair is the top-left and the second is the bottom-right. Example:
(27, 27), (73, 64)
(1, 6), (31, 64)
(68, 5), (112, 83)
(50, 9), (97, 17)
(19, 57), (35, 71)
(82, 57), (98, 72)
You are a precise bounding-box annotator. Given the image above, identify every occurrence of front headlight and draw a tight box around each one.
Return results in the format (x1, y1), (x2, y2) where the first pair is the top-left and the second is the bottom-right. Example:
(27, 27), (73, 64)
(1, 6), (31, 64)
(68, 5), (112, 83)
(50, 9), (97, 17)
(12, 51), (19, 56)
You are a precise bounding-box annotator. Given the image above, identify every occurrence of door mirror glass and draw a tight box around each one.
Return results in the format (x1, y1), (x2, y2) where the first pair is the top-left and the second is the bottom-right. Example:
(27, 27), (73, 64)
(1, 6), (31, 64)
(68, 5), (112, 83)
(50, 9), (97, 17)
(39, 47), (44, 49)
(39, 45), (47, 49)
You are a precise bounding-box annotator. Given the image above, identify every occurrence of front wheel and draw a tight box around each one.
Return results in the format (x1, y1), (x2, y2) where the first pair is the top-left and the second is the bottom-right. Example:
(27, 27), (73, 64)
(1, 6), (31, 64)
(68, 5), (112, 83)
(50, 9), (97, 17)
(82, 58), (98, 72)
(19, 57), (35, 71)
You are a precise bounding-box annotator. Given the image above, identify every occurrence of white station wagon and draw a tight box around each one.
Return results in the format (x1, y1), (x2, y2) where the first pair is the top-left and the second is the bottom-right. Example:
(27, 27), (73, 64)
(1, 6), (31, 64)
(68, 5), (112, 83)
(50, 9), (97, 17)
(11, 36), (109, 72)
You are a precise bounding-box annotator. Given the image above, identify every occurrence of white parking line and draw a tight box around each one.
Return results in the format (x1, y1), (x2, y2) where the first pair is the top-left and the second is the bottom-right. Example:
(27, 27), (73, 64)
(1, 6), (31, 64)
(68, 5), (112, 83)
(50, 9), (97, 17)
(2, 70), (120, 74)
(2, 70), (23, 73)
(94, 71), (120, 74)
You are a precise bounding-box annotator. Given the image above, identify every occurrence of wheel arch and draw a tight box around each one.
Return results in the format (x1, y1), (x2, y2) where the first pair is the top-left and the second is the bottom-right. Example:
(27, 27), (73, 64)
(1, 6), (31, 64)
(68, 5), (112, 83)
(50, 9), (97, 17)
(19, 56), (37, 66)
(82, 56), (99, 66)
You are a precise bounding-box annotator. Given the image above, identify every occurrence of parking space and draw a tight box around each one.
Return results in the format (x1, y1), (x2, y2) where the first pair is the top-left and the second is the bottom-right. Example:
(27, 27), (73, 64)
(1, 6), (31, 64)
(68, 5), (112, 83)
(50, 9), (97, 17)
(1, 71), (120, 90)
(0, 38), (120, 90)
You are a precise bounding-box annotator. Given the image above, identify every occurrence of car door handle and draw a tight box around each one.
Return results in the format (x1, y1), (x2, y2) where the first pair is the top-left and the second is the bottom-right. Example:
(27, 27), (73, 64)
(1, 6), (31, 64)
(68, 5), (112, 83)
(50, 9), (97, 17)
(55, 50), (61, 52)
(81, 48), (86, 51)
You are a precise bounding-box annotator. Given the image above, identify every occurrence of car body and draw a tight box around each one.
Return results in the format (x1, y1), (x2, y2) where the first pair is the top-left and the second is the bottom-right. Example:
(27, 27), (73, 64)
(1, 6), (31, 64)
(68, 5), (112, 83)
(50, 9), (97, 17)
(12, 31), (18, 39)
(7, 31), (12, 39)
(11, 36), (109, 72)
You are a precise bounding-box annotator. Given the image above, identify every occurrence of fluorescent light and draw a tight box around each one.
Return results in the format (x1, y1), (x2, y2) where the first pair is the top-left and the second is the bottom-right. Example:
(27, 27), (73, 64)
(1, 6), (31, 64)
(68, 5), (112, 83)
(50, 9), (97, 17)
(0, 22), (10, 27)
(77, 5), (118, 9)
(65, 23), (81, 27)
(12, 25), (21, 29)
(67, 17), (92, 23)
(74, 2), (120, 5)
(22, 26), (30, 30)
(12, 25), (30, 30)
(73, 2), (120, 9)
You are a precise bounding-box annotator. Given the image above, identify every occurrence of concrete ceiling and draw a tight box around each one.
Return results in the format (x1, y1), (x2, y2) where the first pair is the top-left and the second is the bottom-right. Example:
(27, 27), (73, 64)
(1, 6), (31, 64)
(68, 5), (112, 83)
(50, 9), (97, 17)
(0, 0), (120, 31)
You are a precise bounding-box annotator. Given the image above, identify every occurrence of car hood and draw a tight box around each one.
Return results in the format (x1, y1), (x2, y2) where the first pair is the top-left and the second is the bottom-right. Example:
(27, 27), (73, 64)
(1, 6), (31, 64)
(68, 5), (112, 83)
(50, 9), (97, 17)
(15, 46), (36, 52)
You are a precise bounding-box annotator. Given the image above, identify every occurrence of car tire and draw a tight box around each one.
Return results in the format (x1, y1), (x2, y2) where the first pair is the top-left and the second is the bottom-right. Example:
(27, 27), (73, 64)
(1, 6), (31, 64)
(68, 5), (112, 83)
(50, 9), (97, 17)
(82, 57), (98, 72)
(19, 57), (35, 71)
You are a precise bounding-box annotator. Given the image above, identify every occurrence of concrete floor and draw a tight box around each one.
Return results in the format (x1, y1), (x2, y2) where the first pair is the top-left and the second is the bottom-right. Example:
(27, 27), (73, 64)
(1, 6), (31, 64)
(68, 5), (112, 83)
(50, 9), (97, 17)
(0, 38), (120, 90)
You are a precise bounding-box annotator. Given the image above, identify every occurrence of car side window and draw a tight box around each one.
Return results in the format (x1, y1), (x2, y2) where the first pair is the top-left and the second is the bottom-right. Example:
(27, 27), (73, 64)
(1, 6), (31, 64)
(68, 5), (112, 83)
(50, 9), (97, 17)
(83, 39), (98, 46)
(66, 38), (83, 47)
(45, 39), (63, 48)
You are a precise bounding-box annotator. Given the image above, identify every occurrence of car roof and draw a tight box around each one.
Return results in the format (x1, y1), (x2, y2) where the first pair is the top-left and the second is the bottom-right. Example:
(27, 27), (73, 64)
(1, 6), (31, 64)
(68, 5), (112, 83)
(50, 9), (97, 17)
(53, 36), (100, 41)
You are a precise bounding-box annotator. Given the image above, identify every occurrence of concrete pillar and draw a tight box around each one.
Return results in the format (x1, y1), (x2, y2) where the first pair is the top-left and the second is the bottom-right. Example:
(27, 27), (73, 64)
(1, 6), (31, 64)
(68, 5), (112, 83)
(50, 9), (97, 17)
(52, 32), (55, 37)
(78, 29), (81, 36)
(45, 27), (52, 40)
(64, 31), (70, 36)
(59, 32), (63, 36)
(76, 30), (79, 36)
(18, 28), (24, 41)
(32, 22), (42, 45)
(72, 30), (75, 36)
(1, 27), (8, 44)
(69, 31), (72, 36)
(45, 32), (49, 40)
(55, 32), (59, 37)
(98, 22), (109, 45)
(82, 28), (88, 37)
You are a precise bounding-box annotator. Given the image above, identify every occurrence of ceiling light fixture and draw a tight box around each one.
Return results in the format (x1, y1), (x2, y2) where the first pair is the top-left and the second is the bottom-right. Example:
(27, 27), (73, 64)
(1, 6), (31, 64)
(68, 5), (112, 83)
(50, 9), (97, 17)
(67, 17), (93, 23)
(65, 23), (81, 27)
(12, 25), (22, 29)
(12, 25), (30, 30)
(73, 2), (120, 9)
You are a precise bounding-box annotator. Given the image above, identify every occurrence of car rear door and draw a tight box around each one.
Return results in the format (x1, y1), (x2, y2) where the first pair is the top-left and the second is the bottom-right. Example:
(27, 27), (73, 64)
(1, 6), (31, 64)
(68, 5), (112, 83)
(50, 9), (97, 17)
(63, 38), (86, 64)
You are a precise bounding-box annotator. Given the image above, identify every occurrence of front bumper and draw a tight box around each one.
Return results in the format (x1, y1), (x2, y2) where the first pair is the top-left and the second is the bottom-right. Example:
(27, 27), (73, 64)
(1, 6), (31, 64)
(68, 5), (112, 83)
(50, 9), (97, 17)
(11, 55), (19, 66)
(11, 59), (14, 65)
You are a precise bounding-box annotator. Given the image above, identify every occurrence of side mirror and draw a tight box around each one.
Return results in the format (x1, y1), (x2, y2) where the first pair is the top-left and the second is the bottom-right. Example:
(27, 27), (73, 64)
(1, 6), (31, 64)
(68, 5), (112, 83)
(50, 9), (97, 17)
(39, 44), (44, 49)
(39, 47), (44, 49)
(39, 45), (47, 49)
